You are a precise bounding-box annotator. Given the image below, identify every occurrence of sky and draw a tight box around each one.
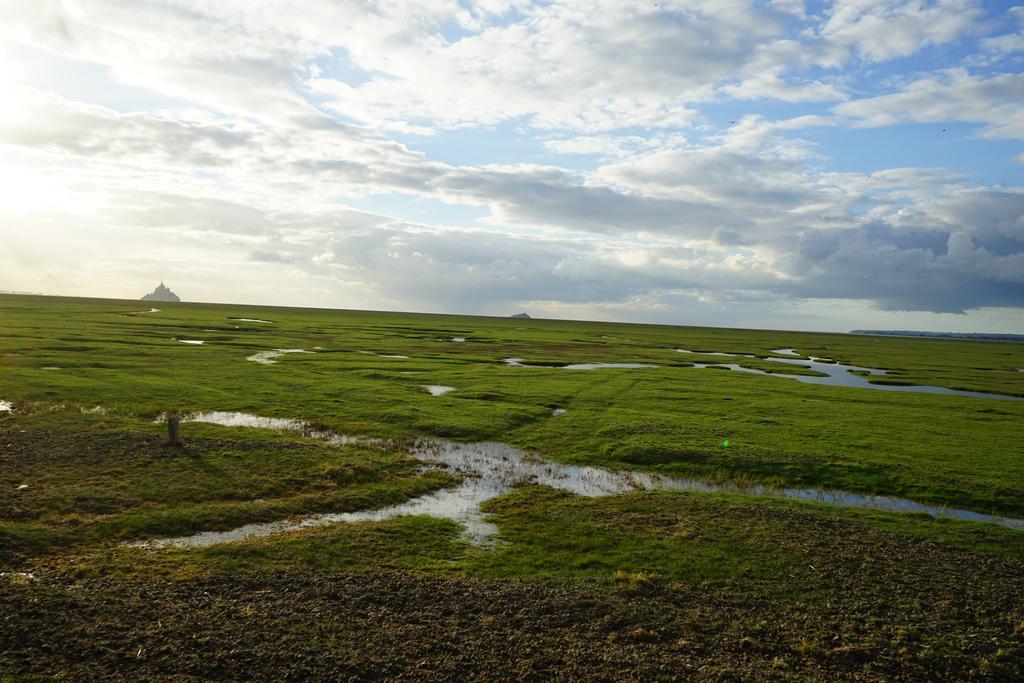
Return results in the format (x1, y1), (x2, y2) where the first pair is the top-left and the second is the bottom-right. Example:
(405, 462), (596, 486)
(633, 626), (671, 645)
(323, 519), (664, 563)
(0, 0), (1022, 333)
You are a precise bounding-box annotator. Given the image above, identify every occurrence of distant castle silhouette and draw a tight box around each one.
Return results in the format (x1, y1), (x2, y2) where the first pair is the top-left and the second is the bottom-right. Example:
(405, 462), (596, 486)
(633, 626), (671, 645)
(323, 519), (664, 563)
(141, 282), (180, 302)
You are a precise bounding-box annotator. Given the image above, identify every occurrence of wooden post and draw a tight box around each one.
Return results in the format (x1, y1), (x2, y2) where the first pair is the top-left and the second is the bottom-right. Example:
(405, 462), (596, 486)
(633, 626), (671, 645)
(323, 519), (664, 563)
(167, 412), (182, 447)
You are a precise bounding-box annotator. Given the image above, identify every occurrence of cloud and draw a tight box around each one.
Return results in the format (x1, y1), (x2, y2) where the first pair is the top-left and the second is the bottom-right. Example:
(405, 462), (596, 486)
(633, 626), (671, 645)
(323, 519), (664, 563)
(834, 69), (1024, 139)
(0, 87), (254, 167)
(719, 73), (846, 102)
(0, 1), (1020, 330)
(969, 6), (1024, 65)
(818, 0), (984, 64)
(787, 224), (1024, 313)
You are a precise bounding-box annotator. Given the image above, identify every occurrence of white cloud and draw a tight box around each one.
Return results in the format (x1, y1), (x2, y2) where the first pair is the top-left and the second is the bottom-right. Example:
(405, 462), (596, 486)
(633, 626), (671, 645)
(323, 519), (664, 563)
(970, 6), (1024, 65)
(719, 73), (846, 102)
(0, 1), (1020, 329)
(818, 0), (984, 65)
(834, 69), (1024, 139)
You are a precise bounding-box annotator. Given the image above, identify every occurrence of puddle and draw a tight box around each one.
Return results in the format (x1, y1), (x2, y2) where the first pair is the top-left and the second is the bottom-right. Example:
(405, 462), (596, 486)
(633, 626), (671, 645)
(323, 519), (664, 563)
(0, 400), (13, 413)
(185, 411), (304, 431)
(424, 385), (456, 396)
(562, 363), (658, 370)
(437, 337), (466, 342)
(674, 349), (752, 358)
(505, 358), (657, 370)
(551, 408), (567, 416)
(769, 348), (800, 356)
(176, 339), (205, 345)
(180, 411), (377, 447)
(134, 416), (1024, 549)
(685, 355), (1022, 401)
(41, 366), (61, 370)
(229, 318), (274, 324)
(246, 349), (313, 365)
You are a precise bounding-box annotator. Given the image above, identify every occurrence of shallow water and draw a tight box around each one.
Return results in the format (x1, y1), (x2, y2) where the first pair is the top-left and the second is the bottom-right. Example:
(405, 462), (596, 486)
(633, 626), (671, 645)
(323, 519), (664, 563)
(246, 349), (313, 365)
(177, 339), (205, 345)
(182, 411), (377, 447)
(563, 362), (658, 370)
(424, 385), (456, 396)
(229, 318), (274, 324)
(674, 348), (753, 357)
(673, 348), (1022, 401)
(696, 356), (1021, 400)
(505, 358), (657, 370)
(0, 400), (13, 413)
(135, 413), (1024, 549)
(186, 411), (304, 430)
(551, 408), (567, 416)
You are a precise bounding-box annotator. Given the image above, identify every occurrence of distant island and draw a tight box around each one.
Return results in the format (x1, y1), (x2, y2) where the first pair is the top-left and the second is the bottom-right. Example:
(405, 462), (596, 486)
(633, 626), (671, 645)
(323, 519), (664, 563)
(851, 330), (1024, 342)
(510, 312), (531, 319)
(141, 282), (181, 303)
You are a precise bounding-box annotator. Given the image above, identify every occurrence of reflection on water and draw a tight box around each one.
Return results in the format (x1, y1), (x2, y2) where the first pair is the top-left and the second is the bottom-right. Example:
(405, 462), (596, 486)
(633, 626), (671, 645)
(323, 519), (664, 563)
(359, 350), (410, 359)
(674, 348), (752, 357)
(674, 347), (1022, 400)
(229, 318), (274, 324)
(690, 354), (1021, 401)
(504, 358), (657, 370)
(508, 350), (1019, 399)
(246, 349), (313, 364)
(563, 363), (658, 370)
(134, 412), (1024, 549)
(182, 411), (377, 447)
(176, 339), (205, 345)
(424, 385), (456, 396)
(185, 411), (303, 430)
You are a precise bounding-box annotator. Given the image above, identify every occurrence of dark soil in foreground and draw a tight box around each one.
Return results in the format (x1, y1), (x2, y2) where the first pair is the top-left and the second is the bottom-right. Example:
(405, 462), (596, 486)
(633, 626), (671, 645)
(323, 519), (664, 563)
(2, 566), (1023, 682)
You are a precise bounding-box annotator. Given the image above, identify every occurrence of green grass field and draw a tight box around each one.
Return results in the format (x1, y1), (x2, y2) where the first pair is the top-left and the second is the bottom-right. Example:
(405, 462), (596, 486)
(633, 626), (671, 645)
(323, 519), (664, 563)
(2, 293), (1024, 678)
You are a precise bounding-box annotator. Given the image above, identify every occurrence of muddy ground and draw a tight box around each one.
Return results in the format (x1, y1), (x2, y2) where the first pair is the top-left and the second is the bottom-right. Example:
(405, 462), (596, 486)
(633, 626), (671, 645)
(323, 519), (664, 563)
(2, 562), (1023, 681)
